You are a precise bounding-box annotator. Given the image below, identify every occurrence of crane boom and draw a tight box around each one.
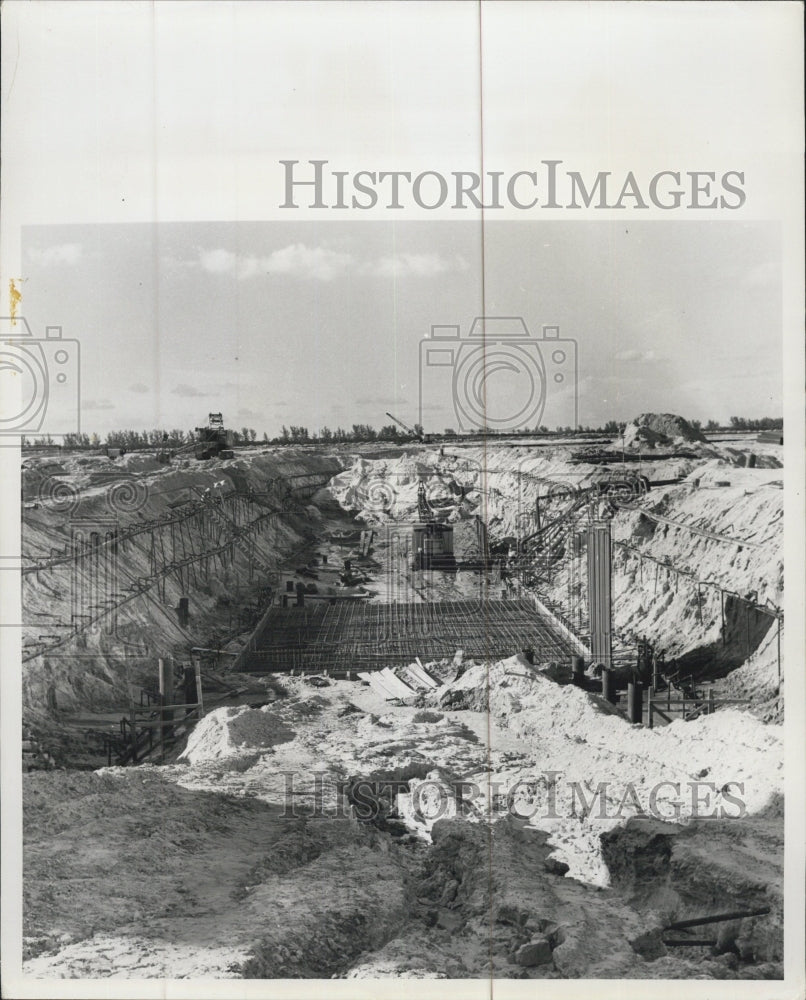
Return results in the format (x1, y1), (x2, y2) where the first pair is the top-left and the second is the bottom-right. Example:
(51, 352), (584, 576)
(385, 411), (427, 442)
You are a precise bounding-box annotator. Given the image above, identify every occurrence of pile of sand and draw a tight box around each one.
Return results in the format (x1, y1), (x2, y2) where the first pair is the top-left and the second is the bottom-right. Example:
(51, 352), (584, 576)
(427, 654), (783, 884)
(620, 413), (707, 451)
(180, 706), (295, 763)
(330, 453), (475, 525)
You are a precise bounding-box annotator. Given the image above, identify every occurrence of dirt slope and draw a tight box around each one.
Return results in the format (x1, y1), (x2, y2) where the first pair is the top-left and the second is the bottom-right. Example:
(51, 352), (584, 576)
(24, 666), (783, 980)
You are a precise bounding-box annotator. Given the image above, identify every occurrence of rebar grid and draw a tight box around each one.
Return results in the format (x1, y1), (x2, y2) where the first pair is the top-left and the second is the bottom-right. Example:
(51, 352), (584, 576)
(243, 597), (578, 673)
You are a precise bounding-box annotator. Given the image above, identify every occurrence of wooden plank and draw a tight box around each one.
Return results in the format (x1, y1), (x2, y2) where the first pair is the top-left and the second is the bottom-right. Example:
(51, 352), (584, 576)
(131, 702), (202, 713)
(132, 712), (200, 729)
(668, 906), (770, 929)
(379, 667), (415, 698)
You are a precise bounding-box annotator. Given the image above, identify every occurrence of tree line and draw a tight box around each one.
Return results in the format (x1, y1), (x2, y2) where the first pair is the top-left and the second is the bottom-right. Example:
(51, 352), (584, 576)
(20, 415), (783, 449)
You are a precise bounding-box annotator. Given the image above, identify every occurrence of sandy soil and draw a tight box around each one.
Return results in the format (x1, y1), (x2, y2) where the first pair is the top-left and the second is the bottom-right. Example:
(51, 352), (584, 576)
(23, 663), (783, 980)
(20, 433), (785, 981)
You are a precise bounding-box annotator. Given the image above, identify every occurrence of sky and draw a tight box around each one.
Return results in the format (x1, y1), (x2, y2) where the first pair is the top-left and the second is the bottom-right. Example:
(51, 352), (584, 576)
(20, 219), (781, 437)
(1, 3), (799, 439)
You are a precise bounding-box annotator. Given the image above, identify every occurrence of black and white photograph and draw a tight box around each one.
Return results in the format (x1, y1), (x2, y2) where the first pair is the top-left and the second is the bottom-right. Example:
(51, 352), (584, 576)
(1, 2), (803, 997)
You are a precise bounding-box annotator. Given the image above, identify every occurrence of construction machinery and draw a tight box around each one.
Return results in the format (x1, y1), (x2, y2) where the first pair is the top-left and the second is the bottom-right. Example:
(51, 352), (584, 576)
(385, 412), (430, 444)
(193, 413), (235, 460)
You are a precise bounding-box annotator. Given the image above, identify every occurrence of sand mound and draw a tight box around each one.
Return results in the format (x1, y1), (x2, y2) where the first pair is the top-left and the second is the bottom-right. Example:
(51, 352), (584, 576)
(620, 412), (707, 451)
(180, 705), (295, 763)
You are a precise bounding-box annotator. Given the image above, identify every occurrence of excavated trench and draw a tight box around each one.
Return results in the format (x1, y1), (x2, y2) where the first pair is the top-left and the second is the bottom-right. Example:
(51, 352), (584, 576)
(21, 449), (349, 765)
(601, 813), (783, 973)
(674, 595), (778, 680)
(20, 440), (785, 980)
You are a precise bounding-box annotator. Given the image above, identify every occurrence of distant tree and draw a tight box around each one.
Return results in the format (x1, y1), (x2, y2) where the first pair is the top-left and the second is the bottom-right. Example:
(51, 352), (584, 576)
(705, 419), (719, 430)
(729, 416), (782, 431)
(350, 424), (377, 441)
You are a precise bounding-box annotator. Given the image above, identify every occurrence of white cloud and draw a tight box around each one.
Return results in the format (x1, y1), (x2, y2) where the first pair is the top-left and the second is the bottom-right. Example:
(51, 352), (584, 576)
(82, 398), (115, 410)
(27, 243), (83, 266)
(194, 245), (469, 282)
(129, 382), (150, 394)
(172, 383), (210, 398)
(258, 244), (353, 281)
(198, 244), (352, 282)
(197, 248), (238, 274)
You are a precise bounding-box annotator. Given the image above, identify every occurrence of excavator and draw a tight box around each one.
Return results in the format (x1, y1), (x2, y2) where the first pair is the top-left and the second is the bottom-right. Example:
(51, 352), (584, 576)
(191, 413), (235, 460)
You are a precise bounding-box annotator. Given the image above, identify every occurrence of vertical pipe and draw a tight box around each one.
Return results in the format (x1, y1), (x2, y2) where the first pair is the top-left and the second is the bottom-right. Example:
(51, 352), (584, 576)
(601, 667), (615, 704)
(627, 682), (643, 724)
(647, 688), (653, 729)
(587, 519), (612, 670)
(195, 662), (204, 719)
